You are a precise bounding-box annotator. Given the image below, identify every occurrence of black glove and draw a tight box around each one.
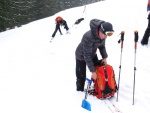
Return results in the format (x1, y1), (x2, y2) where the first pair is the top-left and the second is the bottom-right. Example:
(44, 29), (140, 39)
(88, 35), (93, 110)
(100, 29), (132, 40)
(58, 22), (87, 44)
(94, 59), (104, 66)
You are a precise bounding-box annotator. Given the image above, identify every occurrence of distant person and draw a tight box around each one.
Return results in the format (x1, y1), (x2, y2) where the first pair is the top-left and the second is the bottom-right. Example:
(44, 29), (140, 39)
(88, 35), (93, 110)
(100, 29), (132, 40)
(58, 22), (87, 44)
(51, 16), (70, 42)
(74, 18), (84, 25)
(75, 19), (114, 91)
(141, 0), (150, 45)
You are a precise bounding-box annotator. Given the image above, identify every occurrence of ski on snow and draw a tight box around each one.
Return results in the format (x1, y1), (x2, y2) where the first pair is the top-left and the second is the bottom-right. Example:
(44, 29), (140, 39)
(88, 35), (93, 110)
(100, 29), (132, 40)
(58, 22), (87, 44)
(103, 99), (122, 113)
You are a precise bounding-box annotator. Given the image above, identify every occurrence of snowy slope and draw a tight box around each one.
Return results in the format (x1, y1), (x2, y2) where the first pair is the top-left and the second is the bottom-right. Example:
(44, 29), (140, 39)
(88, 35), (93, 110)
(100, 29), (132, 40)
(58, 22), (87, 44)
(0, 0), (150, 113)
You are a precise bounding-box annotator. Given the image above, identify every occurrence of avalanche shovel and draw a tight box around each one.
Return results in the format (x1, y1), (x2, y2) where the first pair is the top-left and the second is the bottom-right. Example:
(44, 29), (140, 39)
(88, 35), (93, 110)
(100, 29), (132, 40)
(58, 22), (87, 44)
(81, 78), (92, 111)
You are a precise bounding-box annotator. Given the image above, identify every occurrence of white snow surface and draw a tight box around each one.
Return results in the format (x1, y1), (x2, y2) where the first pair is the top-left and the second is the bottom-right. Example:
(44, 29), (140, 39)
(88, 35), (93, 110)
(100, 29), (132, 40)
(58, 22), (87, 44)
(0, 0), (150, 113)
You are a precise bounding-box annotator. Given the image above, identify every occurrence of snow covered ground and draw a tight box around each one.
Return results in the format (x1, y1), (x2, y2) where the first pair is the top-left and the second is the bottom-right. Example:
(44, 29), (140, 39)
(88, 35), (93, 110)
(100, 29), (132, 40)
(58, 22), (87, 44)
(0, 0), (150, 113)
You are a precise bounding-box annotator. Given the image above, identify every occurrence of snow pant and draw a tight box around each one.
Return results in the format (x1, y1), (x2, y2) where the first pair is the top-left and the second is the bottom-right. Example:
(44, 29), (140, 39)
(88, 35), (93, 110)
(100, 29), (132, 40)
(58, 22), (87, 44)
(75, 55), (98, 91)
(141, 14), (150, 44)
(52, 24), (62, 38)
(63, 21), (69, 31)
(52, 29), (59, 38)
(141, 27), (150, 44)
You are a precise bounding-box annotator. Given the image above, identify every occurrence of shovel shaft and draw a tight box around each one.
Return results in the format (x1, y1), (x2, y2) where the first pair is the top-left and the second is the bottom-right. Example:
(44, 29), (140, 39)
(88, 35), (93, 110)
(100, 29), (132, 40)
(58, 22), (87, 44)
(85, 84), (89, 99)
(81, 78), (92, 111)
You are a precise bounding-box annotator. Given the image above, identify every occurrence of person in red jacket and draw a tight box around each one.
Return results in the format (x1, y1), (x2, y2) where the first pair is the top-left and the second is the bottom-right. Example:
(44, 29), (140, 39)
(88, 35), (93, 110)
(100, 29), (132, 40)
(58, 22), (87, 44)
(51, 16), (69, 42)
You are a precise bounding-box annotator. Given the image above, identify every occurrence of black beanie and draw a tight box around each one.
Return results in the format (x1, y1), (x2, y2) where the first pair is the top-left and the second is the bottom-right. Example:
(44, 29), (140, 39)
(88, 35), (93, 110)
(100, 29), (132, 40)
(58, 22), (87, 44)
(100, 22), (114, 33)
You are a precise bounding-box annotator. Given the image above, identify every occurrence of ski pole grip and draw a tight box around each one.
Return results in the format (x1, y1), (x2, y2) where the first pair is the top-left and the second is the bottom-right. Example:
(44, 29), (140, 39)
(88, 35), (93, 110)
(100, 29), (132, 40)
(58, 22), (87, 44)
(134, 30), (138, 42)
(121, 31), (125, 41)
(134, 30), (138, 49)
(121, 31), (125, 48)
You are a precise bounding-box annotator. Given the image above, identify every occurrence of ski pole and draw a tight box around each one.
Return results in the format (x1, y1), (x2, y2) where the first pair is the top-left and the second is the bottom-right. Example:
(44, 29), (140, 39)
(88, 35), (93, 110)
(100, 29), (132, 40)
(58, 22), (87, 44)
(116, 31), (125, 102)
(133, 30), (138, 105)
(81, 6), (86, 18)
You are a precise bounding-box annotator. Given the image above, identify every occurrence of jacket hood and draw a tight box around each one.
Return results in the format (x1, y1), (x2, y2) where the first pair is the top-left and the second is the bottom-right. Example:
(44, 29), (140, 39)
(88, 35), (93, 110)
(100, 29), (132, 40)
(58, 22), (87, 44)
(90, 19), (104, 37)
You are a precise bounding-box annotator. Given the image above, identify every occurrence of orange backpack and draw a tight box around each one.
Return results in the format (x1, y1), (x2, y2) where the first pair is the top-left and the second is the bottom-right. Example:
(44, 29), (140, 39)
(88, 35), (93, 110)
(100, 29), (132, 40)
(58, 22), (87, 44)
(89, 64), (117, 99)
(55, 16), (63, 22)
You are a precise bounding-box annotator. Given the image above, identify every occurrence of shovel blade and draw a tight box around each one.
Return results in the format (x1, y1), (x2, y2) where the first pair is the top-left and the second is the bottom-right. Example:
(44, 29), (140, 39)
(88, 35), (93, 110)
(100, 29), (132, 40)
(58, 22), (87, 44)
(81, 99), (91, 111)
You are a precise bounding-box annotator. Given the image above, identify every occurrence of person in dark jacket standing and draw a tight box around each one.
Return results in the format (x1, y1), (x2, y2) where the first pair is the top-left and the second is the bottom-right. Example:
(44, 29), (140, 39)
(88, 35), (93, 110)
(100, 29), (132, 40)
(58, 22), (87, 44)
(75, 19), (114, 91)
(51, 16), (70, 42)
(141, 0), (150, 45)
